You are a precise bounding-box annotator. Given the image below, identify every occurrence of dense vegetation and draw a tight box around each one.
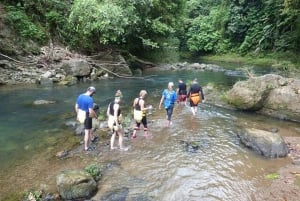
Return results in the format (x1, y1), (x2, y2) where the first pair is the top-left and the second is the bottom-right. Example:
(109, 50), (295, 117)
(2, 0), (300, 66)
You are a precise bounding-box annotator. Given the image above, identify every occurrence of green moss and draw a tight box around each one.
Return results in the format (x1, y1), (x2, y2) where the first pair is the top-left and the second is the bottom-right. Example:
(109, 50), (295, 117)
(265, 172), (280, 180)
(1, 192), (24, 201)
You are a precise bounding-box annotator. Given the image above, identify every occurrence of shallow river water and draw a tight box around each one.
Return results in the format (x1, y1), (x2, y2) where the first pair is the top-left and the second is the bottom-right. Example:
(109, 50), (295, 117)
(0, 69), (299, 200)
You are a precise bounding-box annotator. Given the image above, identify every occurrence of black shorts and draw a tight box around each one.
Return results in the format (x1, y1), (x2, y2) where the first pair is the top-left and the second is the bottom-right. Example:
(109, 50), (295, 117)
(84, 116), (93, 129)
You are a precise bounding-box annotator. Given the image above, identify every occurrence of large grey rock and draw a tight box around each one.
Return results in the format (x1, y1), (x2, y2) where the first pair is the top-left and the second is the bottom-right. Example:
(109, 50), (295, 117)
(238, 128), (288, 158)
(60, 58), (91, 77)
(260, 79), (300, 121)
(226, 74), (300, 122)
(56, 169), (97, 200)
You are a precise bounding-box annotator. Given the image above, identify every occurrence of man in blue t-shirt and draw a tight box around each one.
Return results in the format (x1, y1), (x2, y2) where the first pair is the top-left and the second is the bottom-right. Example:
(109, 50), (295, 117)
(159, 82), (177, 127)
(75, 86), (98, 151)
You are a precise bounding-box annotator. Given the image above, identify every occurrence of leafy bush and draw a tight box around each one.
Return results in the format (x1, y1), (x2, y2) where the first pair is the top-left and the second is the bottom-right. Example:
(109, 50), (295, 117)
(5, 6), (46, 43)
(84, 163), (102, 181)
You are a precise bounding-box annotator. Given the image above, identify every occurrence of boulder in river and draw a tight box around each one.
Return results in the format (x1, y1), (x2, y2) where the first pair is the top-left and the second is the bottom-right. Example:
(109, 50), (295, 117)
(56, 169), (97, 200)
(238, 128), (288, 158)
(226, 74), (300, 122)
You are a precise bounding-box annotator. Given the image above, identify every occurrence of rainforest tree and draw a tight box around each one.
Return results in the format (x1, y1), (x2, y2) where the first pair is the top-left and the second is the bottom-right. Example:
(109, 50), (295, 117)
(2, 0), (299, 58)
(68, 0), (186, 53)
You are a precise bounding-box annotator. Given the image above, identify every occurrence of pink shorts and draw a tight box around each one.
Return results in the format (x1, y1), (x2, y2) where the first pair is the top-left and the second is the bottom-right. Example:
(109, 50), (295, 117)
(178, 95), (187, 102)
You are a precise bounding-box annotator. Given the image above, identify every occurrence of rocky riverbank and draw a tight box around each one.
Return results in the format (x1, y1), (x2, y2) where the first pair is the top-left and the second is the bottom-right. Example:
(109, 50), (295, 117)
(1, 47), (300, 201)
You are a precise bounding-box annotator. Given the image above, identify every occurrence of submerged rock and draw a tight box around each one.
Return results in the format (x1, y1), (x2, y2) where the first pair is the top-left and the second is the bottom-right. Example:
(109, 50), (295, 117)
(238, 128), (288, 158)
(56, 170), (97, 200)
(33, 99), (56, 105)
(99, 187), (129, 201)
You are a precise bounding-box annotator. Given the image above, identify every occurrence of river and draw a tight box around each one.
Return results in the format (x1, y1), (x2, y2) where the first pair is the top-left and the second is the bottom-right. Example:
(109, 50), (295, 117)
(0, 69), (299, 200)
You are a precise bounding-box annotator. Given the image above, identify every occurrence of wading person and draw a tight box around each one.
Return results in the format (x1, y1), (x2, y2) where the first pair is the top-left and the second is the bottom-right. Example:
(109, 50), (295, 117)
(107, 90), (126, 150)
(176, 78), (187, 104)
(132, 90), (149, 139)
(159, 82), (177, 127)
(75, 86), (98, 151)
(187, 78), (205, 116)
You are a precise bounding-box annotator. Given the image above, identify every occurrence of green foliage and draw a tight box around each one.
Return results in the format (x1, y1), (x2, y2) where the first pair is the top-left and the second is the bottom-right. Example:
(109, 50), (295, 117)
(5, 6), (46, 43)
(69, 0), (130, 45)
(142, 37), (181, 62)
(67, 0), (185, 52)
(2, 0), (299, 64)
(186, 15), (221, 52)
(84, 163), (102, 181)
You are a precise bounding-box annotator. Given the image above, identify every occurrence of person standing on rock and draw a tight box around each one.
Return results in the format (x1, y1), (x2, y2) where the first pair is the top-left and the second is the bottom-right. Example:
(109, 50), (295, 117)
(107, 90), (127, 150)
(187, 78), (205, 116)
(75, 86), (98, 151)
(159, 82), (177, 127)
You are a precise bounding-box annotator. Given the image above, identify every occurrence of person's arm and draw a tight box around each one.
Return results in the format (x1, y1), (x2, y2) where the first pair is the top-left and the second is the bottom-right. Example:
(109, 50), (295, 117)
(200, 87), (205, 102)
(106, 104), (110, 117)
(89, 107), (97, 118)
(75, 103), (79, 113)
(140, 99), (146, 111)
(187, 87), (191, 98)
(159, 95), (164, 110)
(133, 98), (137, 107)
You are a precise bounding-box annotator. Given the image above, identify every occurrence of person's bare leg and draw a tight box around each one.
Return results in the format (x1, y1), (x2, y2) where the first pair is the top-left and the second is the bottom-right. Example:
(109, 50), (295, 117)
(132, 127), (138, 138)
(84, 129), (90, 150)
(110, 132), (116, 149)
(144, 128), (148, 136)
(194, 106), (198, 115)
(191, 107), (196, 116)
(167, 119), (171, 127)
(119, 131), (124, 149)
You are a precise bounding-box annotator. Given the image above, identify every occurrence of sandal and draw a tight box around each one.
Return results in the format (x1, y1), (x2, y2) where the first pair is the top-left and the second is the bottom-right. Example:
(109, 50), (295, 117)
(91, 136), (99, 142)
(131, 135), (137, 139)
(85, 147), (94, 151)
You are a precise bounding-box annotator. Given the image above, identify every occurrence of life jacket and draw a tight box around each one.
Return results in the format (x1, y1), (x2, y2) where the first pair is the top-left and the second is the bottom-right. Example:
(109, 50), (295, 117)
(190, 93), (201, 105)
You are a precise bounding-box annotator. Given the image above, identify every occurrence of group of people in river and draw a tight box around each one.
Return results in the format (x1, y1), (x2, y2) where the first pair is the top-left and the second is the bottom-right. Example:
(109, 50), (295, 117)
(75, 78), (205, 152)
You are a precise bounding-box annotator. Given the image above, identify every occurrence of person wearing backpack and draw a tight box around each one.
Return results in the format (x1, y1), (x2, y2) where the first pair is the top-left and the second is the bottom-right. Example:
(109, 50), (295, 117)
(159, 82), (177, 127)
